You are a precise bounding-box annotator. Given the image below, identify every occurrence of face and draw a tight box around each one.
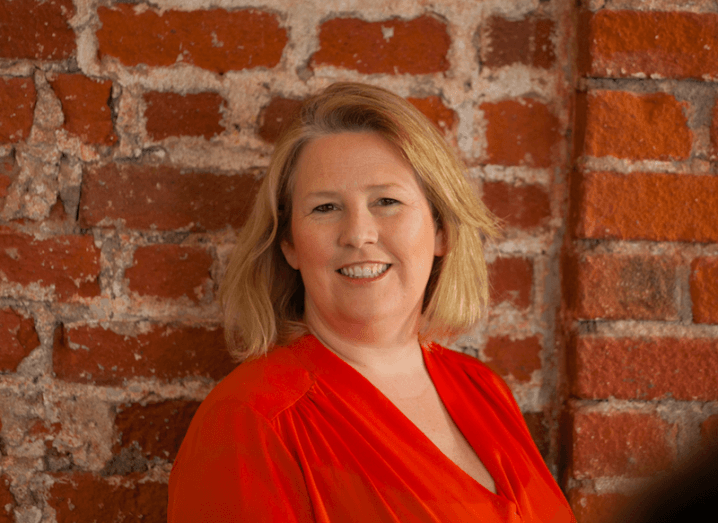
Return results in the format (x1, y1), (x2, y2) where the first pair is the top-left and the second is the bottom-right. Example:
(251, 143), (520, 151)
(280, 132), (445, 339)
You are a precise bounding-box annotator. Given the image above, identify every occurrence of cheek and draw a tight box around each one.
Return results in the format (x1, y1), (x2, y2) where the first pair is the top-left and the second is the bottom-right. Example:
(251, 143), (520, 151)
(293, 224), (333, 269)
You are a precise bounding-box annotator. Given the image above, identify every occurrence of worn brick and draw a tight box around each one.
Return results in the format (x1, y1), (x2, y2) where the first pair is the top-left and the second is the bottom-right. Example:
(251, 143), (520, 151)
(144, 91), (224, 141)
(576, 172), (718, 243)
(481, 99), (560, 167)
(0, 474), (13, 523)
(573, 337), (718, 401)
(572, 411), (676, 479)
(488, 257), (533, 309)
(701, 415), (718, 447)
(126, 244), (213, 303)
(97, 5), (286, 73)
(79, 163), (258, 231)
(567, 490), (632, 523)
(54, 323), (234, 385)
(711, 101), (718, 160)
(691, 257), (718, 324)
(0, 308), (41, 373)
(407, 96), (456, 133)
(49, 74), (116, 146)
(582, 10), (718, 80)
(49, 473), (166, 523)
(0, 0), (75, 60)
(523, 412), (549, 459)
(484, 335), (541, 383)
(482, 16), (555, 69)
(311, 15), (450, 75)
(0, 157), (13, 198)
(568, 254), (677, 321)
(258, 97), (304, 144)
(115, 400), (200, 461)
(0, 77), (36, 143)
(580, 91), (691, 161)
(0, 231), (100, 300)
(483, 181), (551, 230)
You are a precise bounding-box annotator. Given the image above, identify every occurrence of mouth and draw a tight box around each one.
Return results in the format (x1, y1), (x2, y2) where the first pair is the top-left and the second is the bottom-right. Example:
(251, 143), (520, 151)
(337, 263), (391, 279)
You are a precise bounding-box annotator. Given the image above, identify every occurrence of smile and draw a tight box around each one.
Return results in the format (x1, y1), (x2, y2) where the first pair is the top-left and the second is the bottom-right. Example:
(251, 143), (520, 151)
(338, 263), (390, 279)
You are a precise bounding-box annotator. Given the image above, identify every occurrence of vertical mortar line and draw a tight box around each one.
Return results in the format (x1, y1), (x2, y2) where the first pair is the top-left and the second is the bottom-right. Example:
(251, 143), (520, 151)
(676, 251), (693, 324)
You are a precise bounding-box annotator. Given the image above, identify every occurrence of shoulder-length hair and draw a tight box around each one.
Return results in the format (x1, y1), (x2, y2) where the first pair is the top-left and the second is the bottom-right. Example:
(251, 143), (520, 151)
(220, 82), (498, 360)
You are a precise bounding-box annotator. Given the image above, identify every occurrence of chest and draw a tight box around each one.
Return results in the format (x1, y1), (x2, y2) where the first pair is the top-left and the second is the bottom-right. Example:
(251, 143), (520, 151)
(375, 380), (498, 495)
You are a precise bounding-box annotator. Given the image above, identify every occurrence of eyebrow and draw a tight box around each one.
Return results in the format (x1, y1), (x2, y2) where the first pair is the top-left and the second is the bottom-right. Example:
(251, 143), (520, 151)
(304, 184), (403, 198)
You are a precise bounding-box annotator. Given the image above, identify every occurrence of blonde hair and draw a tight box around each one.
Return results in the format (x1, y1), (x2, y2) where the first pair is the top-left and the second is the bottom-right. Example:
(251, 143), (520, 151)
(220, 82), (497, 360)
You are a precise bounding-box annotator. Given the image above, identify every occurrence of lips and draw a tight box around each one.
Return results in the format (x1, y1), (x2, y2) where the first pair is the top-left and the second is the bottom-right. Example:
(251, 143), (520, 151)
(338, 263), (391, 279)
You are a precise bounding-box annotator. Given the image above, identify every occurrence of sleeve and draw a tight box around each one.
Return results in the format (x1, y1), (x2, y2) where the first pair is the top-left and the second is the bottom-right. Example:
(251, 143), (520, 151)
(168, 401), (314, 523)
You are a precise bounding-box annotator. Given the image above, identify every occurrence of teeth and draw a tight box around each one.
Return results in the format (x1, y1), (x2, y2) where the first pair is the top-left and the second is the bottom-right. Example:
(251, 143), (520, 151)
(339, 263), (389, 279)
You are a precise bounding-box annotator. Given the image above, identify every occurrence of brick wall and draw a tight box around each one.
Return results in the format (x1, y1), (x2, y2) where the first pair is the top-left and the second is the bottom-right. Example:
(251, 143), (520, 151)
(0, 0), (714, 521)
(567, 2), (718, 522)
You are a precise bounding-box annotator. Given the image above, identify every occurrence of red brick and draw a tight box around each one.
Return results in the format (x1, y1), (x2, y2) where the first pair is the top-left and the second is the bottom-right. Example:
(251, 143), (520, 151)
(482, 180), (551, 230)
(78, 163), (258, 231)
(581, 91), (691, 161)
(576, 172), (718, 243)
(49, 473), (166, 523)
(0, 231), (100, 300)
(311, 15), (450, 75)
(96, 5), (286, 74)
(258, 97), (304, 144)
(488, 257), (533, 309)
(0, 174), (9, 198)
(54, 323), (234, 385)
(572, 411), (675, 478)
(523, 412), (549, 459)
(701, 415), (718, 447)
(0, 474), (13, 523)
(29, 420), (61, 437)
(573, 337), (718, 401)
(407, 96), (456, 133)
(0, 156), (13, 198)
(482, 16), (555, 69)
(114, 400), (200, 461)
(0, 77), (36, 143)
(126, 244), (212, 303)
(484, 335), (541, 383)
(711, 102), (718, 160)
(568, 254), (677, 321)
(0, 308), (40, 372)
(49, 74), (116, 146)
(0, 0), (75, 60)
(567, 490), (632, 523)
(481, 99), (560, 167)
(144, 91), (224, 141)
(691, 257), (718, 324)
(582, 10), (718, 80)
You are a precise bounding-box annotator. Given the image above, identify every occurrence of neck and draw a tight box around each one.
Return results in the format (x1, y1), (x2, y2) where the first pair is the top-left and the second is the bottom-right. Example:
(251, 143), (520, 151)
(304, 305), (425, 377)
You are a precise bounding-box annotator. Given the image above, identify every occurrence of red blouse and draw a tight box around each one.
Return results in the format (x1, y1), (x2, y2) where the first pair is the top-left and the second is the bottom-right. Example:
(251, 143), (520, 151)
(168, 335), (575, 522)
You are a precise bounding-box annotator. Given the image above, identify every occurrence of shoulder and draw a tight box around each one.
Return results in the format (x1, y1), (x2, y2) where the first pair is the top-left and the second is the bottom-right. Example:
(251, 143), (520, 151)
(198, 343), (315, 422)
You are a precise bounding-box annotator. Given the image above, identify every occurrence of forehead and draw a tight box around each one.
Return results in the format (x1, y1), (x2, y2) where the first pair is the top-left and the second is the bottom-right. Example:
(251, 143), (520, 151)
(291, 132), (419, 195)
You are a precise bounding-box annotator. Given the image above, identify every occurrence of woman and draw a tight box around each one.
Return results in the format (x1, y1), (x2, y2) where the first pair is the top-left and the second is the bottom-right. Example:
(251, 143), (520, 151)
(168, 83), (575, 522)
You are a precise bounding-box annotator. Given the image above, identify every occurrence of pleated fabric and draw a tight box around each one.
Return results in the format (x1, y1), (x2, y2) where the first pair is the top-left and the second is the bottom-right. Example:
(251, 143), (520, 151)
(168, 335), (575, 522)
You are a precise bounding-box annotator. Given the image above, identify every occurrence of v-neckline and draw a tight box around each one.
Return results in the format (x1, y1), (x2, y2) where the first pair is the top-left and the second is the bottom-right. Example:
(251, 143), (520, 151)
(291, 335), (514, 505)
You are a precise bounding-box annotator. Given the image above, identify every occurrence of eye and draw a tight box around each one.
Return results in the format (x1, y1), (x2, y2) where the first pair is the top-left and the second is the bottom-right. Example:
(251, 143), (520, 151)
(312, 203), (337, 213)
(376, 198), (400, 206)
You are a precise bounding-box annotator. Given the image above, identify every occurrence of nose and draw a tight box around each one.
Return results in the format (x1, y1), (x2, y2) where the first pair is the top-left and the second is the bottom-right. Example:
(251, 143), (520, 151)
(339, 206), (378, 248)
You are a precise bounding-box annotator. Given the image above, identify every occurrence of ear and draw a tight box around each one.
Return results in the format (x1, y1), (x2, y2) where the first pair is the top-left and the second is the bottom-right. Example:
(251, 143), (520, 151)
(280, 239), (299, 270)
(434, 227), (447, 257)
